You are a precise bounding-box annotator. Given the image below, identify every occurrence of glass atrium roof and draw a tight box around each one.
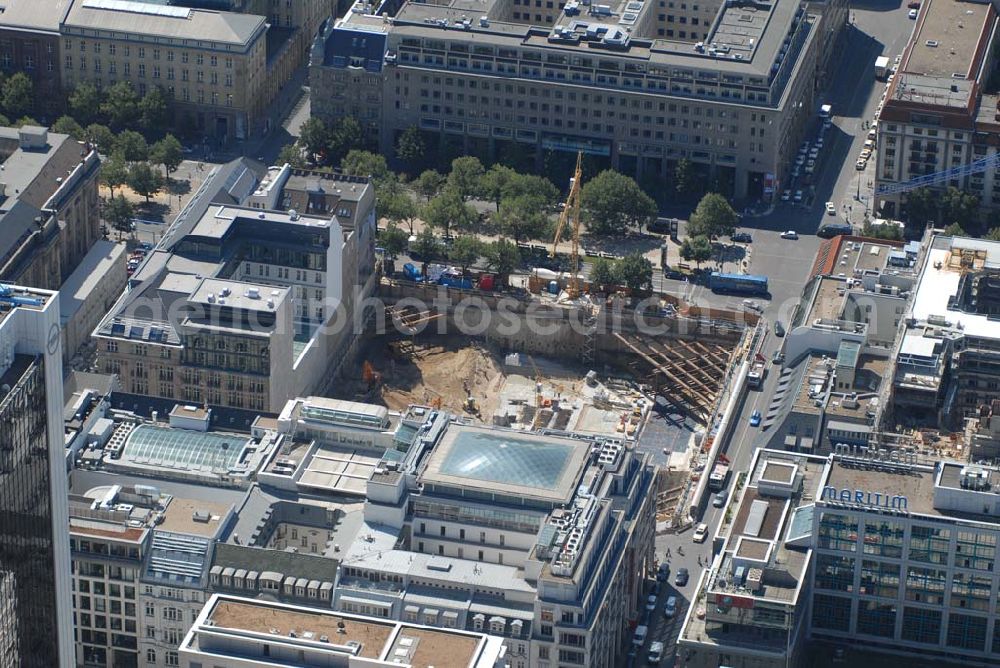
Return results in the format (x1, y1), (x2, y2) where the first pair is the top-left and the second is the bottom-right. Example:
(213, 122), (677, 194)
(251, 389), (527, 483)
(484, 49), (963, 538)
(439, 430), (575, 490)
(123, 425), (248, 472)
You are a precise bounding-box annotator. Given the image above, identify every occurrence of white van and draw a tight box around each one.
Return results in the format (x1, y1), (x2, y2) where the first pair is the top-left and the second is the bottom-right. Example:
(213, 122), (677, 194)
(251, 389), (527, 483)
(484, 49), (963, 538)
(632, 625), (649, 646)
(648, 641), (665, 664)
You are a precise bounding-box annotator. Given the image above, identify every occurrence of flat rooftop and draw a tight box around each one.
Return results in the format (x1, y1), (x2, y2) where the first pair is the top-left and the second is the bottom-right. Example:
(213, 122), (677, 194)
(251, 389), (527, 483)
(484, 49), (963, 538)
(0, 0), (71, 32)
(189, 277), (288, 313)
(824, 458), (937, 515)
(158, 496), (232, 537)
(903, 0), (992, 79)
(792, 357), (832, 414)
(420, 425), (591, 504)
(808, 277), (848, 322)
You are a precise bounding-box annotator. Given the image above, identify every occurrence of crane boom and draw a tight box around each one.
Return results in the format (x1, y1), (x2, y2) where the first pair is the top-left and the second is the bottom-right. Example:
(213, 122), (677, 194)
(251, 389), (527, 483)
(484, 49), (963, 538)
(551, 152), (584, 298)
(875, 152), (1000, 196)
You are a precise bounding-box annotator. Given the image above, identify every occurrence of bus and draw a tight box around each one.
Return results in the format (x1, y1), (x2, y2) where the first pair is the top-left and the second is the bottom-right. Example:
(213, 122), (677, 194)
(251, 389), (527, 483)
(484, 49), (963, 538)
(709, 272), (768, 295)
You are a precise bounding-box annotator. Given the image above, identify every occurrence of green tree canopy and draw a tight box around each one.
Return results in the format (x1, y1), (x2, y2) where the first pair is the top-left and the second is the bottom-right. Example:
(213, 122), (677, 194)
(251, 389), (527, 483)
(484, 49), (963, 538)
(503, 173), (560, 208)
(688, 193), (739, 239)
(104, 194), (135, 238)
(414, 169), (445, 201)
(861, 221), (904, 240)
(115, 130), (149, 163)
(986, 227), (1000, 241)
(150, 134), (183, 176)
(580, 170), (657, 236)
(674, 158), (699, 198)
(380, 189), (418, 235)
(276, 142), (306, 168)
(395, 126), (427, 172)
(903, 188), (938, 230)
(101, 81), (140, 130)
(139, 87), (170, 131)
(326, 116), (364, 165)
(939, 187), (979, 229)
(589, 257), (617, 288)
(486, 238), (520, 287)
(379, 223), (409, 259)
(496, 194), (550, 244)
(943, 222), (968, 237)
(12, 116), (39, 128)
(480, 164), (517, 211)
(52, 115), (84, 139)
(298, 117), (330, 163)
(422, 188), (476, 238)
(447, 156), (485, 201)
(680, 234), (713, 268)
(449, 236), (484, 276)
(411, 227), (441, 276)
(615, 253), (653, 293)
(127, 162), (164, 202)
(100, 153), (129, 198)
(69, 82), (103, 125)
(84, 124), (116, 153)
(341, 150), (390, 184)
(1, 73), (33, 119)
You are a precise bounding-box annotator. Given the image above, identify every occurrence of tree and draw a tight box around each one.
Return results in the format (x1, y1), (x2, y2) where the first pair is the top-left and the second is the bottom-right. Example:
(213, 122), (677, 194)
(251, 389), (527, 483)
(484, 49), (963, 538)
(943, 222), (968, 237)
(615, 253), (653, 293)
(341, 150), (390, 185)
(447, 156), (485, 201)
(395, 126), (427, 172)
(139, 86), (170, 132)
(688, 193), (739, 239)
(150, 134), (183, 177)
(276, 142), (306, 168)
(680, 235), (713, 268)
(380, 224), (409, 259)
(1, 72), (33, 119)
(115, 130), (149, 163)
(423, 188), (476, 238)
(986, 227), (1000, 241)
(589, 257), (617, 289)
(449, 236), (484, 276)
(486, 238), (520, 288)
(101, 81), (140, 130)
(69, 83), (103, 126)
(411, 227), (441, 277)
(127, 162), (164, 203)
(0, 114), (10, 128)
(52, 115), (84, 139)
(103, 194), (135, 239)
(298, 117), (330, 163)
(380, 189), (418, 235)
(414, 169), (445, 201)
(480, 164), (517, 211)
(580, 170), (657, 236)
(861, 221), (904, 241)
(496, 194), (550, 244)
(673, 158), (699, 198)
(503, 173), (559, 208)
(12, 116), (39, 128)
(84, 124), (116, 154)
(326, 116), (364, 166)
(939, 187), (979, 229)
(100, 153), (129, 199)
(903, 187), (938, 230)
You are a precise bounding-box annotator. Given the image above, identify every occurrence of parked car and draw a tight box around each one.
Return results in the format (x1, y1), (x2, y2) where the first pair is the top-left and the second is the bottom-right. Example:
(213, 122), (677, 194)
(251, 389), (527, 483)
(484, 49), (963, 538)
(675, 568), (690, 586)
(825, 201), (837, 216)
(793, 190), (803, 203)
(856, 159), (867, 170)
(780, 190), (791, 202)
(732, 232), (753, 243)
(749, 410), (762, 427)
(775, 320), (786, 336)
(713, 490), (728, 507)
(908, 8), (917, 18)
(657, 562), (671, 582)
(742, 299), (762, 312)
(646, 594), (658, 611)
(664, 596), (679, 618)
(907, 1), (920, 7)
(781, 230), (798, 240)
(648, 641), (666, 664)
(633, 625), (648, 646)
(693, 523), (709, 543)
(773, 350), (785, 365)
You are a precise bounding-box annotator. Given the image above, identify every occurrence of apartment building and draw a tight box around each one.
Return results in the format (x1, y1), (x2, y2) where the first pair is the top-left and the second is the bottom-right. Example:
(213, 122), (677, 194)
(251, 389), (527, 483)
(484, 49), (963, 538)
(60, 0), (268, 141)
(180, 594), (507, 667)
(0, 0), (70, 116)
(873, 0), (1000, 219)
(333, 421), (657, 667)
(891, 234), (1000, 429)
(312, 0), (847, 199)
(0, 126), (102, 291)
(67, 479), (235, 668)
(93, 186), (377, 412)
(0, 284), (74, 668)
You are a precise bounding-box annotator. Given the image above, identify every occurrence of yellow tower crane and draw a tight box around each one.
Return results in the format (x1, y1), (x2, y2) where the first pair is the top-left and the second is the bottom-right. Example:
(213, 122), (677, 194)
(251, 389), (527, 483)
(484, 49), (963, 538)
(551, 151), (584, 299)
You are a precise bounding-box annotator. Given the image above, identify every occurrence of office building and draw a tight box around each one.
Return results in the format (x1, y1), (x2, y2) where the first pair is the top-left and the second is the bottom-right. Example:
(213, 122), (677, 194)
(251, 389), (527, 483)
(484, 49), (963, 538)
(0, 284), (74, 668)
(0, 126), (102, 291)
(334, 420), (657, 666)
(312, 0), (846, 199)
(59, 239), (127, 363)
(93, 179), (377, 412)
(179, 594), (508, 667)
(873, 0), (1000, 218)
(0, 1), (70, 117)
(890, 234), (1000, 430)
(60, 0), (269, 141)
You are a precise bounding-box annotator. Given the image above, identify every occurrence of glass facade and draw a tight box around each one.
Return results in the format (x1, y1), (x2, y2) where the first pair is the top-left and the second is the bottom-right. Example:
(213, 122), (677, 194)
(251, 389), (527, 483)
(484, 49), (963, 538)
(857, 601), (896, 638)
(817, 513), (857, 552)
(811, 594), (851, 632)
(0, 357), (62, 668)
(815, 554), (855, 593)
(954, 530), (996, 572)
(862, 519), (904, 558)
(946, 613), (987, 651)
(860, 560), (900, 599)
(950, 572), (992, 612)
(901, 607), (942, 645)
(909, 525), (950, 565)
(905, 566), (947, 605)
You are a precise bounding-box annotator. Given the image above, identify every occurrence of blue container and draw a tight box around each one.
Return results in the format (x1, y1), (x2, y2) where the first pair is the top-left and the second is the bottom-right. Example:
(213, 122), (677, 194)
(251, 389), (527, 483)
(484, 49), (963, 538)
(548, 280), (560, 294)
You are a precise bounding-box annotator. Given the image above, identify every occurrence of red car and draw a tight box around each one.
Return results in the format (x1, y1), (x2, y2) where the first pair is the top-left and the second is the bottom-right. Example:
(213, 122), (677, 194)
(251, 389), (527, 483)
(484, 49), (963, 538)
(907, 1), (920, 7)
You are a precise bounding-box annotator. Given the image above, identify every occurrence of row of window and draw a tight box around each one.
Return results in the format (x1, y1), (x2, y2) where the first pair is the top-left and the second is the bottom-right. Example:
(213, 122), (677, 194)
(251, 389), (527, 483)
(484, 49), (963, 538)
(67, 42), (234, 68)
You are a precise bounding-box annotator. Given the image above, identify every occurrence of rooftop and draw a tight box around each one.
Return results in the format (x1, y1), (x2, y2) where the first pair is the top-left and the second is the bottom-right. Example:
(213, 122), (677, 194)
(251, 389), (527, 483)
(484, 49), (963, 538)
(119, 424), (251, 474)
(902, 0), (992, 80)
(60, 240), (125, 322)
(420, 425), (591, 504)
(63, 0), (267, 47)
(158, 496), (232, 537)
(0, 0), (71, 32)
(824, 458), (937, 515)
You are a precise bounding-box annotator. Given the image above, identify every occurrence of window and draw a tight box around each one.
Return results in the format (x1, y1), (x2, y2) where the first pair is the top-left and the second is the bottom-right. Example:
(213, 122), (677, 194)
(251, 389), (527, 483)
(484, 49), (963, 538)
(812, 594), (851, 631)
(815, 554), (855, 592)
(857, 601), (896, 638)
(165, 651), (179, 667)
(146, 649), (156, 663)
